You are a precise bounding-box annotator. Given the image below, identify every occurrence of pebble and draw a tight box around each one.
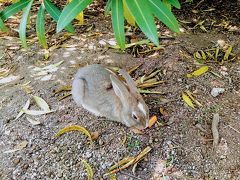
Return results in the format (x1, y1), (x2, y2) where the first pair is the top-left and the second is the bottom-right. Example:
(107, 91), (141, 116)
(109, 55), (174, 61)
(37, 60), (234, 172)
(23, 163), (29, 170)
(13, 158), (21, 166)
(211, 88), (225, 97)
(98, 139), (104, 145)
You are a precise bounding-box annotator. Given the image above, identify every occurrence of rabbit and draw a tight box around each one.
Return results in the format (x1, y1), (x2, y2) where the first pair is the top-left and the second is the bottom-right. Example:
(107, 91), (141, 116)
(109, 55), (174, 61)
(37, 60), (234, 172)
(72, 64), (149, 130)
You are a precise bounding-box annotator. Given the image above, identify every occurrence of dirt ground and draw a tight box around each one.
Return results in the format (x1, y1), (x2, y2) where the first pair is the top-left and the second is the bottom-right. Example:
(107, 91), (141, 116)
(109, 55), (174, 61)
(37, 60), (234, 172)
(1, 0), (240, 179)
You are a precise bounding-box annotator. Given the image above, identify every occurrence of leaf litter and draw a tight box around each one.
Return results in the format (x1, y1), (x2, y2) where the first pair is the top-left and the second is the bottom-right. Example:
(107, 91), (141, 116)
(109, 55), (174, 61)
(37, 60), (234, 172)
(56, 125), (93, 142)
(104, 146), (152, 176)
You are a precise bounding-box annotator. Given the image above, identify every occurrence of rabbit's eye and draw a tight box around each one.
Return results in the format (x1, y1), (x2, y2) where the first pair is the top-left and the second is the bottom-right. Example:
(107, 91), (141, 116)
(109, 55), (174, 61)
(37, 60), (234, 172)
(132, 113), (138, 120)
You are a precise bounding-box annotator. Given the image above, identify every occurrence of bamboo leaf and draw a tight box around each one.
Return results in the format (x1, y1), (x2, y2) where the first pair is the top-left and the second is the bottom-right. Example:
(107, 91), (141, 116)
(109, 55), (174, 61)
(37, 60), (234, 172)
(186, 66), (209, 78)
(148, 0), (180, 33)
(168, 0), (181, 9)
(122, 0), (135, 26)
(56, 125), (93, 141)
(104, 0), (112, 15)
(0, 0), (30, 21)
(57, 0), (92, 32)
(22, 109), (54, 115)
(111, 0), (125, 49)
(36, 4), (48, 49)
(125, 0), (159, 46)
(33, 95), (50, 111)
(182, 93), (195, 108)
(19, 0), (34, 48)
(44, 0), (74, 33)
(15, 99), (30, 120)
(0, 16), (9, 32)
(82, 160), (94, 180)
(223, 46), (232, 61)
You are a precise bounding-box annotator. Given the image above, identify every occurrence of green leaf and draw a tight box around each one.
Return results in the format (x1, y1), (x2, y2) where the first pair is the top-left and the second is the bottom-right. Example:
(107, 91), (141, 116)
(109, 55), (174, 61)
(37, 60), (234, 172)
(19, 0), (34, 48)
(0, 0), (30, 21)
(125, 0), (159, 46)
(0, 16), (9, 32)
(36, 4), (48, 49)
(111, 0), (125, 50)
(168, 0), (181, 9)
(44, 0), (74, 33)
(105, 0), (112, 15)
(57, 0), (92, 33)
(148, 0), (180, 33)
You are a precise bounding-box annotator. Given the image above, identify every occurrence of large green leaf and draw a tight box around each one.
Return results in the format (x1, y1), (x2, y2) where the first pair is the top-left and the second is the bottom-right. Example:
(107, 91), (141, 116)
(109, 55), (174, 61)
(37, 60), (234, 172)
(168, 0), (181, 9)
(36, 4), (48, 49)
(19, 0), (33, 48)
(125, 0), (159, 46)
(111, 0), (125, 49)
(57, 0), (92, 33)
(44, 0), (74, 33)
(148, 0), (180, 33)
(0, 16), (9, 32)
(105, 0), (112, 16)
(0, 0), (30, 21)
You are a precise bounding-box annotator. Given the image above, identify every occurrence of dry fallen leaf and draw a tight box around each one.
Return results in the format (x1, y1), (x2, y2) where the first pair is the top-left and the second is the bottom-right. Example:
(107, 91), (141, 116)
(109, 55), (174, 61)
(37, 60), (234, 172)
(148, 115), (158, 128)
(90, 131), (99, 140)
(105, 146), (152, 175)
(130, 127), (144, 134)
(15, 99), (30, 120)
(56, 125), (93, 142)
(82, 160), (94, 180)
(182, 93), (195, 108)
(26, 117), (41, 125)
(187, 66), (209, 78)
(22, 109), (54, 116)
(33, 95), (50, 111)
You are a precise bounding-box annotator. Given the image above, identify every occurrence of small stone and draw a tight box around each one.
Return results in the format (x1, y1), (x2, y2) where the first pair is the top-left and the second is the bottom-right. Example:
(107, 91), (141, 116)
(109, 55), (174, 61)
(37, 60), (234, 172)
(13, 158), (21, 166)
(23, 163), (29, 169)
(85, 152), (92, 159)
(211, 88), (225, 97)
(98, 139), (104, 145)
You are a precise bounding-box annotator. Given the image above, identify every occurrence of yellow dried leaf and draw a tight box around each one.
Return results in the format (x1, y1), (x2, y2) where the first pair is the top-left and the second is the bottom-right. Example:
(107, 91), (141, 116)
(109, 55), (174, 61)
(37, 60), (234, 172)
(187, 66), (209, 78)
(133, 146), (151, 164)
(109, 174), (117, 180)
(53, 85), (72, 95)
(223, 45), (232, 61)
(182, 93), (195, 108)
(106, 147), (151, 175)
(82, 160), (93, 180)
(56, 125), (92, 141)
(185, 90), (202, 107)
(137, 81), (164, 89)
(127, 64), (142, 75)
(148, 115), (157, 128)
(109, 157), (134, 171)
(123, 0), (135, 26)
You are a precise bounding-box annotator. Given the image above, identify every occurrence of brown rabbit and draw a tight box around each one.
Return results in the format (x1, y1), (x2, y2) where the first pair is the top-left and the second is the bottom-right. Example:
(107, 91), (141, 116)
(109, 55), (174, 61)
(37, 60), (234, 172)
(72, 64), (149, 130)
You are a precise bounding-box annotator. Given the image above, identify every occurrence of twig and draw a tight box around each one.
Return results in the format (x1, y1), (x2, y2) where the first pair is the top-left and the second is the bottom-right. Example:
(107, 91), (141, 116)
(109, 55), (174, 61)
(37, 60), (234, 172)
(224, 125), (240, 134)
(212, 113), (220, 148)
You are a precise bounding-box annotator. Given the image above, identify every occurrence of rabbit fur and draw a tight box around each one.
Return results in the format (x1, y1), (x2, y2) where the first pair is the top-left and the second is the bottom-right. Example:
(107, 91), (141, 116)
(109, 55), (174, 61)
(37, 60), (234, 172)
(72, 64), (149, 130)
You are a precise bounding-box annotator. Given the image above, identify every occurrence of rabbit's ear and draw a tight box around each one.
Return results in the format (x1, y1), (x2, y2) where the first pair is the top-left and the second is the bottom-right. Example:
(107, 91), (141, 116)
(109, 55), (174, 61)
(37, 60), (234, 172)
(110, 74), (129, 102)
(119, 69), (138, 94)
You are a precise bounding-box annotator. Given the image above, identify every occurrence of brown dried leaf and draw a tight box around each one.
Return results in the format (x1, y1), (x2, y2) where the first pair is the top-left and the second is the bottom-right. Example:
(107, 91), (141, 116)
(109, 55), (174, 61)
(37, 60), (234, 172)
(148, 115), (157, 128)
